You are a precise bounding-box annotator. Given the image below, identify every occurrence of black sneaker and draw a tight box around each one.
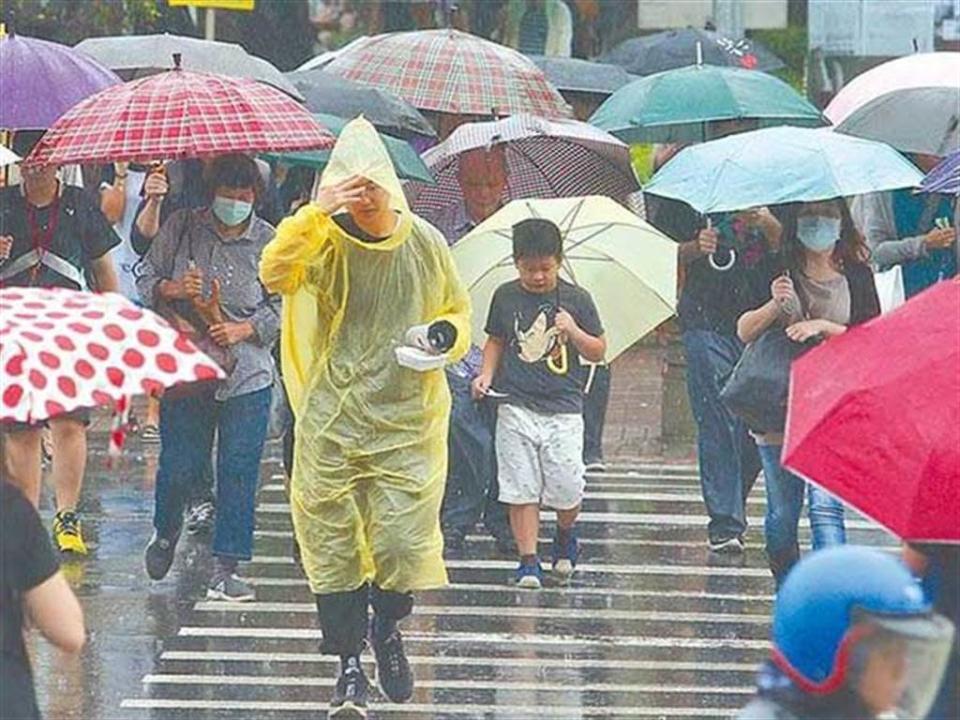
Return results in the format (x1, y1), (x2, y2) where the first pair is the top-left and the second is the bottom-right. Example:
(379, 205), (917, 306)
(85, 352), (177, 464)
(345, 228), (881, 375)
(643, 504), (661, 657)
(329, 658), (369, 719)
(709, 535), (745, 554)
(144, 529), (180, 580)
(372, 625), (414, 703)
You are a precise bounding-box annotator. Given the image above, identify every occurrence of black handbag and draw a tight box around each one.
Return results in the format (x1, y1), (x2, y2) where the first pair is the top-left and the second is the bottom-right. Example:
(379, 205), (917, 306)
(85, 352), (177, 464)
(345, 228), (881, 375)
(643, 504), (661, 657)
(719, 328), (814, 433)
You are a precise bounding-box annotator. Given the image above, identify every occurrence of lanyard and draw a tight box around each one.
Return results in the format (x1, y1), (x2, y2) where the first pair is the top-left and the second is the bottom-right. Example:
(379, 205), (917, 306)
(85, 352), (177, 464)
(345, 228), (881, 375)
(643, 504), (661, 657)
(25, 194), (60, 285)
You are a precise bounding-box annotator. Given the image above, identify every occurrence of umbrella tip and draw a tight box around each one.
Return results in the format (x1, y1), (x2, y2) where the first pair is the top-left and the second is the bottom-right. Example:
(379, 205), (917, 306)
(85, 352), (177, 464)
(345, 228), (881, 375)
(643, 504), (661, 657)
(173, 52), (182, 70)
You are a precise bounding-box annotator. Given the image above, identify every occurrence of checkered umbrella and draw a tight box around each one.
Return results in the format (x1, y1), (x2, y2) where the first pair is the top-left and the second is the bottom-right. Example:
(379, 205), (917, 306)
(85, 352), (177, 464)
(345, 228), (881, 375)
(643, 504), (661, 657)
(407, 115), (639, 240)
(323, 29), (572, 118)
(25, 63), (334, 166)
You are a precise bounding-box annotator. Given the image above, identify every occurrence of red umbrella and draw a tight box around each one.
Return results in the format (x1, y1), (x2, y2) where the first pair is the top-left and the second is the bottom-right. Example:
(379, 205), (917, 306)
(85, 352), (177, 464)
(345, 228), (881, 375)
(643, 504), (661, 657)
(783, 280), (960, 542)
(25, 59), (334, 166)
(323, 29), (572, 119)
(0, 288), (226, 424)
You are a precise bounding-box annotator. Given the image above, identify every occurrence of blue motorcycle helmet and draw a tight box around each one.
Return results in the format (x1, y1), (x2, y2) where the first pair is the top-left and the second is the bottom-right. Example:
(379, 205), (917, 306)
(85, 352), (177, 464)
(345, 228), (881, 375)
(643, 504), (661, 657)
(771, 546), (954, 718)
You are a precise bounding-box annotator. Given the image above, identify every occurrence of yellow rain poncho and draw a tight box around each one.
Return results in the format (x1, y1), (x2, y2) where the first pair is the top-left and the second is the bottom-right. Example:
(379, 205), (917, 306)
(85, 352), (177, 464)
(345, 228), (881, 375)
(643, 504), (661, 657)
(259, 118), (470, 595)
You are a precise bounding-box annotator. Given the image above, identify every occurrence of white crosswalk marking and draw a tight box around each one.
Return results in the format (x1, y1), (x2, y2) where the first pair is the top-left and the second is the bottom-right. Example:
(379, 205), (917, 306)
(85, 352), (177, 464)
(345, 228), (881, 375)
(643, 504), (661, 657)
(120, 459), (893, 719)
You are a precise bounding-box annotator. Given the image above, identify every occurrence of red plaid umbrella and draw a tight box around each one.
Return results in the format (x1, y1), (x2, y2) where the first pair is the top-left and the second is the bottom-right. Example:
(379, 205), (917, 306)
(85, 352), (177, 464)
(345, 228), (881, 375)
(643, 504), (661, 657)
(0, 288), (225, 424)
(323, 29), (572, 118)
(25, 63), (334, 166)
(407, 114), (639, 240)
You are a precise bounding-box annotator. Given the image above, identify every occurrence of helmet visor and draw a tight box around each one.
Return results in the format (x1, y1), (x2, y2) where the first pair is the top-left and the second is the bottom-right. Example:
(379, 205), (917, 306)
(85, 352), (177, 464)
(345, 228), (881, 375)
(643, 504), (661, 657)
(849, 612), (955, 719)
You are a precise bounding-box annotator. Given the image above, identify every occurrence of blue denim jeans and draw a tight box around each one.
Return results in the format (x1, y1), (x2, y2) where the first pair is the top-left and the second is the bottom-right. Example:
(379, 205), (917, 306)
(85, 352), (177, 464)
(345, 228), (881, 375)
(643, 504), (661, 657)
(154, 386), (271, 560)
(441, 373), (509, 538)
(682, 330), (762, 542)
(758, 443), (846, 582)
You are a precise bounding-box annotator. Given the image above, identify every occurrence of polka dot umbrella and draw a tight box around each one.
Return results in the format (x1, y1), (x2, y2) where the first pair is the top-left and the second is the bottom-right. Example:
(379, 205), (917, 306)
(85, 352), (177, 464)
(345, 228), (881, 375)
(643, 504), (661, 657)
(0, 287), (225, 424)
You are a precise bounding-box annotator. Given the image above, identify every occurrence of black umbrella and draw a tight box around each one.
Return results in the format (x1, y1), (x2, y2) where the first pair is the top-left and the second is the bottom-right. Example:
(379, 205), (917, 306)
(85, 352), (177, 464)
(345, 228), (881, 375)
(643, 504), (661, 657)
(528, 56), (635, 97)
(74, 33), (303, 100)
(598, 28), (784, 76)
(286, 69), (437, 139)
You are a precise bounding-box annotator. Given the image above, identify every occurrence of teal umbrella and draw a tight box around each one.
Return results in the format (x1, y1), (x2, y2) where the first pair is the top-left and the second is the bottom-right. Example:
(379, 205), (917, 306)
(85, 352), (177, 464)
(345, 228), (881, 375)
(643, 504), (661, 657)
(644, 127), (923, 214)
(263, 113), (435, 184)
(589, 64), (824, 144)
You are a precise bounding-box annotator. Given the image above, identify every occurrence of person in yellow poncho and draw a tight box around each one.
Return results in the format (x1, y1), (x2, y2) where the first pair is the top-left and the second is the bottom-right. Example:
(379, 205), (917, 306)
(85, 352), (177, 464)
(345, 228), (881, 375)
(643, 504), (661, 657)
(259, 118), (470, 719)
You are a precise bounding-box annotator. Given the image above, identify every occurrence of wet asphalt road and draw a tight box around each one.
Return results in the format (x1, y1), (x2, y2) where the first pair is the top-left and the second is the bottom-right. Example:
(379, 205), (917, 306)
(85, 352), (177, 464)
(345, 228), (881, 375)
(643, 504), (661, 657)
(28, 426), (894, 720)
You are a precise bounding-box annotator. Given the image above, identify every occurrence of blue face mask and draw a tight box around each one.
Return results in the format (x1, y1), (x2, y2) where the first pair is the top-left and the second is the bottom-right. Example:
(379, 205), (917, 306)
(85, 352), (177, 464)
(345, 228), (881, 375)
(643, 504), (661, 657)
(796, 215), (840, 252)
(212, 196), (253, 227)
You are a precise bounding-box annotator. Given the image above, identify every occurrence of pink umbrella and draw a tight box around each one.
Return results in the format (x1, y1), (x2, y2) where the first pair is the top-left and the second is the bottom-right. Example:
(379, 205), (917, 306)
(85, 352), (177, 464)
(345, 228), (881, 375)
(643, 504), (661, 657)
(825, 52), (960, 155)
(0, 288), (226, 424)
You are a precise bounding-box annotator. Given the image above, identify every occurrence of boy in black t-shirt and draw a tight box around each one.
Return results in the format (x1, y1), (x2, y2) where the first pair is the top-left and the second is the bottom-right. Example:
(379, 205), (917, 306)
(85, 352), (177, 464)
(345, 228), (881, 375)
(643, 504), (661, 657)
(472, 219), (606, 589)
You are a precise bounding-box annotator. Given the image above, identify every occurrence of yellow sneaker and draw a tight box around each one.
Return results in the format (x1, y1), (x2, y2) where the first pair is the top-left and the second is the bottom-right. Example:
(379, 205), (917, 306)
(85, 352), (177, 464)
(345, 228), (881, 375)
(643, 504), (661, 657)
(53, 510), (88, 555)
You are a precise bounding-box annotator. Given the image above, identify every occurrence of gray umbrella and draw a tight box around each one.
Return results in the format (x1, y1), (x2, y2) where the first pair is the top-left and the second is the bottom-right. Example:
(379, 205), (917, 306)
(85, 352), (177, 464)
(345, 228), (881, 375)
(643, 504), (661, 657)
(74, 33), (303, 100)
(528, 56), (635, 96)
(286, 69), (437, 139)
(598, 28), (784, 76)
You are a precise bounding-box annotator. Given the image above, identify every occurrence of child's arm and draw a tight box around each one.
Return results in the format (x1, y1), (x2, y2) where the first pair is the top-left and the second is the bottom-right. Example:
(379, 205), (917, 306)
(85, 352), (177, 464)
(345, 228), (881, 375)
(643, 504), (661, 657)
(555, 309), (606, 363)
(471, 336), (504, 399)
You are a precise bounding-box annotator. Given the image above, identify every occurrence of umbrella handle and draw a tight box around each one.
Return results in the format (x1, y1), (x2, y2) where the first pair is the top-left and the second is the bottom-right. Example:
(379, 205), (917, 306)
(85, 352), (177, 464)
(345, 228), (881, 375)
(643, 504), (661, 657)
(709, 248), (736, 271)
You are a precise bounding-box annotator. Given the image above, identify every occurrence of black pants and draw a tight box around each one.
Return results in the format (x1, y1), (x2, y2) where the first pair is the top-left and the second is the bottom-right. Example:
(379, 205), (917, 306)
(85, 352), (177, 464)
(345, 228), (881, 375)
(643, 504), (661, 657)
(582, 364), (611, 463)
(315, 583), (413, 656)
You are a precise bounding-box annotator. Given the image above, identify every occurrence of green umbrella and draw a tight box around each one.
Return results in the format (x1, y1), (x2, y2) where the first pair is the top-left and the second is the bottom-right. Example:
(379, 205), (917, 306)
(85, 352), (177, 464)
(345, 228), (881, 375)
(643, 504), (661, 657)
(590, 64), (824, 145)
(263, 113), (435, 184)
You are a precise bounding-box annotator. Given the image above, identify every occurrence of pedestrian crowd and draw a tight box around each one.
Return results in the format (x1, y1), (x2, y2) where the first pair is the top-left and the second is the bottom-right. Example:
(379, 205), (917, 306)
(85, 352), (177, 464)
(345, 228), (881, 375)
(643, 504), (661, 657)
(1, 26), (958, 720)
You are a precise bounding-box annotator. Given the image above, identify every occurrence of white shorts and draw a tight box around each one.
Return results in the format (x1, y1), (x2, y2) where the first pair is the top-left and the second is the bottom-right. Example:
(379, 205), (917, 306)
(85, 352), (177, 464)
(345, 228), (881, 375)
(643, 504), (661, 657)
(495, 404), (585, 510)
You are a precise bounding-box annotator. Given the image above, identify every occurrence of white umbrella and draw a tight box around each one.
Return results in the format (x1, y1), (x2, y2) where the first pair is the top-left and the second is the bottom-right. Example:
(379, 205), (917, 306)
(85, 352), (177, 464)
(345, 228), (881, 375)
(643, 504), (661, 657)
(453, 196), (677, 362)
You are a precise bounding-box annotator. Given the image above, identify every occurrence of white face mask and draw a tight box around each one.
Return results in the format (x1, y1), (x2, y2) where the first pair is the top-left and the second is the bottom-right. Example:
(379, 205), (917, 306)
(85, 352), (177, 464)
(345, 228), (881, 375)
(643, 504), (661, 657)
(797, 215), (841, 252)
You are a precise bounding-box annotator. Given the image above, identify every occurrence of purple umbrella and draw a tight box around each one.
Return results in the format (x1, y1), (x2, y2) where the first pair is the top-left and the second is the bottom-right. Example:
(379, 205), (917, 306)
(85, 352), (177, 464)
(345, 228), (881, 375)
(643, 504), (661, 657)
(0, 32), (120, 130)
(921, 150), (960, 195)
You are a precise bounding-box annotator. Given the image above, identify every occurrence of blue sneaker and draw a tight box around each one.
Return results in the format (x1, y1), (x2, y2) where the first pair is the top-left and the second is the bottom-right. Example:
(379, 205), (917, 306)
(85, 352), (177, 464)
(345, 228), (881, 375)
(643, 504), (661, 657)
(552, 527), (580, 579)
(515, 559), (544, 589)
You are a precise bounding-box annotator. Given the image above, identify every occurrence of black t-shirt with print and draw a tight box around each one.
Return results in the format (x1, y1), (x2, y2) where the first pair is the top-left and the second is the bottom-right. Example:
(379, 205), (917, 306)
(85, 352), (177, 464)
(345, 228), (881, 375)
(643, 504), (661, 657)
(0, 483), (60, 720)
(0, 184), (121, 290)
(485, 279), (603, 415)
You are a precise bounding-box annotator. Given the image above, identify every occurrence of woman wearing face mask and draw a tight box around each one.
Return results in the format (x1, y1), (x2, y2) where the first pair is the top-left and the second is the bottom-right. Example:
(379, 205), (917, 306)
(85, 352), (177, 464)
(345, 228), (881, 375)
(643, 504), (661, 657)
(737, 199), (880, 587)
(136, 154), (280, 602)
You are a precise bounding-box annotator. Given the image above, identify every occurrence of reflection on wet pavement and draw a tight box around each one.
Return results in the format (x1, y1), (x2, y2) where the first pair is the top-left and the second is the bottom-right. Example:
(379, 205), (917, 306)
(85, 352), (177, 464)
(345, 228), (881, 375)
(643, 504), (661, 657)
(29, 430), (895, 720)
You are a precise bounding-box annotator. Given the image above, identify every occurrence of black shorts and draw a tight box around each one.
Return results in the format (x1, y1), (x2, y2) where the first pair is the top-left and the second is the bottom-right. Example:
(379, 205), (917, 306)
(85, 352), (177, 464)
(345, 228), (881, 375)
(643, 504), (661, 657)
(1, 407), (91, 433)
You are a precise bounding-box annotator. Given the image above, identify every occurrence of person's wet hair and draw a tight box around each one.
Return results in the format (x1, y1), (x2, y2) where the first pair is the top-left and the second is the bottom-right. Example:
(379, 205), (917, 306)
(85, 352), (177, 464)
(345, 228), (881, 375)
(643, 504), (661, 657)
(512, 218), (562, 261)
(204, 154), (263, 198)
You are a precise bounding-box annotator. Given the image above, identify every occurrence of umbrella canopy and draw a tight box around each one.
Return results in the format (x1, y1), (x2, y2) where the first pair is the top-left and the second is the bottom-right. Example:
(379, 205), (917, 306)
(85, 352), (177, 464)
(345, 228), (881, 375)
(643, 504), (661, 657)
(294, 35), (368, 73)
(408, 114), (639, 236)
(921, 150), (960, 195)
(528, 56), (635, 96)
(825, 53), (960, 156)
(0, 287), (225, 424)
(323, 29), (572, 118)
(286, 69), (436, 138)
(262, 113), (434, 184)
(453, 196), (677, 362)
(783, 280), (960, 542)
(598, 28), (784, 76)
(25, 65), (334, 167)
(644, 127), (923, 214)
(590, 64), (824, 144)
(74, 33), (303, 100)
(0, 32), (120, 130)
(0, 146), (20, 167)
